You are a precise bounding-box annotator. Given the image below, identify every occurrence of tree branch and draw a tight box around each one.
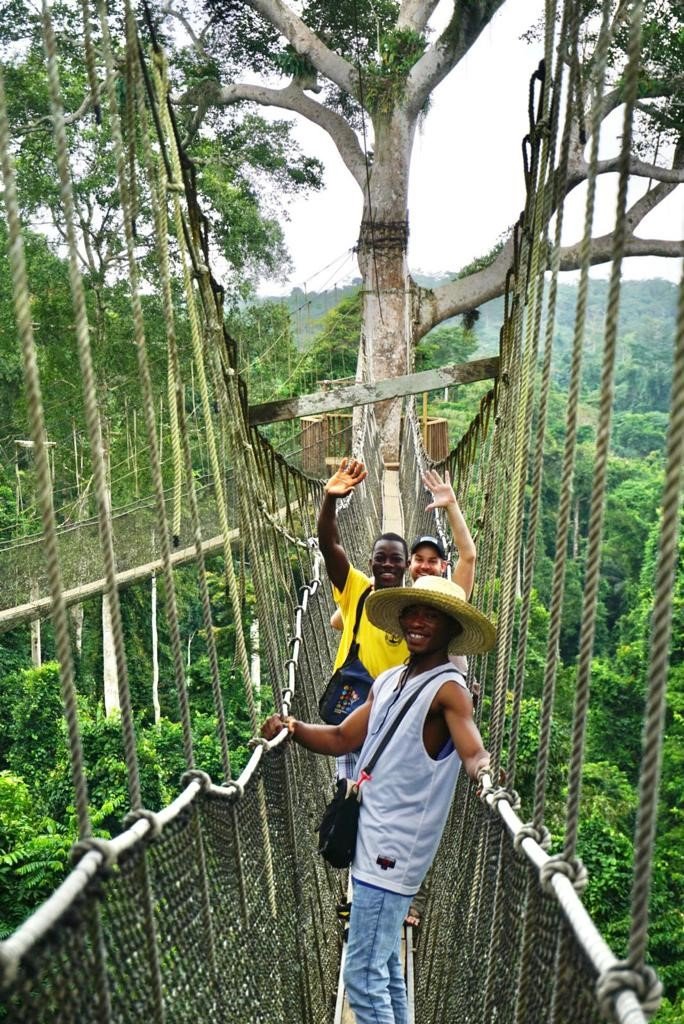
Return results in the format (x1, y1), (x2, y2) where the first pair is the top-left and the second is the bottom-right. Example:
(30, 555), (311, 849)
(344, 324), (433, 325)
(242, 0), (358, 97)
(558, 234), (684, 269)
(18, 90), (96, 135)
(177, 79), (368, 188)
(406, 0), (507, 117)
(414, 237), (515, 339)
(592, 74), (684, 132)
(593, 155), (684, 184)
(415, 217), (683, 337)
(397, 0), (440, 33)
(622, 138), (684, 228)
(162, 3), (213, 62)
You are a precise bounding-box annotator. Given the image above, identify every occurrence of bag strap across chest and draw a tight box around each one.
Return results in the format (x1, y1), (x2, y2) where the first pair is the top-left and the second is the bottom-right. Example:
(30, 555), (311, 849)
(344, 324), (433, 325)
(362, 666), (452, 776)
(346, 584), (372, 659)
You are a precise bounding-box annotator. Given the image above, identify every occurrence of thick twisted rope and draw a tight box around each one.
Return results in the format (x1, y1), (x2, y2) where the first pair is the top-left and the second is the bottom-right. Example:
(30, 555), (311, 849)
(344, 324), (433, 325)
(532, 0), (615, 831)
(0, 63), (91, 841)
(626, 260), (684, 972)
(563, 0), (644, 861)
(149, 53), (259, 732)
(506, 0), (565, 786)
(42, 0), (142, 809)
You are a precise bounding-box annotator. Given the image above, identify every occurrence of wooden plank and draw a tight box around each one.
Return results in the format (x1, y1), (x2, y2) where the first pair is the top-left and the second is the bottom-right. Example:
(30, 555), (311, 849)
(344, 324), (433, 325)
(249, 356), (499, 425)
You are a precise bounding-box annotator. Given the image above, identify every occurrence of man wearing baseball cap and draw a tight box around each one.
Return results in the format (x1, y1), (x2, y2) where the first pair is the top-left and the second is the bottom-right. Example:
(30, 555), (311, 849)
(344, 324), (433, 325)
(261, 574), (495, 1024)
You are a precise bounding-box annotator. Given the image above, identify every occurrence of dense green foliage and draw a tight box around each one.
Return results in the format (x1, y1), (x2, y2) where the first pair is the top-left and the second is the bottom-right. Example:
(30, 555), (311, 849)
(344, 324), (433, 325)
(0, 0), (681, 1008)
(0, 265), (681, 1015)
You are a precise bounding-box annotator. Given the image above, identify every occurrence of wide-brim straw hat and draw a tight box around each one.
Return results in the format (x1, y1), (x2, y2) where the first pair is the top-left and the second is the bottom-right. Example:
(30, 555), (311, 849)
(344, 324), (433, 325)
(365, 575), (496, 656)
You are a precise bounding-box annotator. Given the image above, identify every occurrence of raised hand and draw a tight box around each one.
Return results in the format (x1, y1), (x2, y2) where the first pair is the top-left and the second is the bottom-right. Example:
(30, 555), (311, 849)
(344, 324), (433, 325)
(422, 468), (457, 512)
(325, 457), (368, 497)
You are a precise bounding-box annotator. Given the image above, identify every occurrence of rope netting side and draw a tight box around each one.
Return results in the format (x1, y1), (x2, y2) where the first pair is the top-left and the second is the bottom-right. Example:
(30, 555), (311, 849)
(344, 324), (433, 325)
(0, 3), (386, 1019)
(414, 3), (677, 1023)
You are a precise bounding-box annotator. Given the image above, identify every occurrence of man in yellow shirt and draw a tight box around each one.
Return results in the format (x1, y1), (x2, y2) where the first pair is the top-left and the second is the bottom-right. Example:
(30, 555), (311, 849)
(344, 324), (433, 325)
(319, 458), (411, 679)
(318, 458), (410, 779)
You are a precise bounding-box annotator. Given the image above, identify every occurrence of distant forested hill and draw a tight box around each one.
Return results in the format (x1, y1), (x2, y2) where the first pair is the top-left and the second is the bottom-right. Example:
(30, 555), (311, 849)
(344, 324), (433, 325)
(262, 277), (678, 377)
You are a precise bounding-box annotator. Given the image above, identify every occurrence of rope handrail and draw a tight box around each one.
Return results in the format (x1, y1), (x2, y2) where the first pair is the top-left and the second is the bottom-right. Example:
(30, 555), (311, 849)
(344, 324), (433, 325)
(478, 776), (654, 1024)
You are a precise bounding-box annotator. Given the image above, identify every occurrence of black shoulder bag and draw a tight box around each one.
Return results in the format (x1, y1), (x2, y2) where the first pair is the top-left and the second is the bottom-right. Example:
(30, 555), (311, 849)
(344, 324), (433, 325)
(318, 586), (373, 725)
(317, 667), (450, 868)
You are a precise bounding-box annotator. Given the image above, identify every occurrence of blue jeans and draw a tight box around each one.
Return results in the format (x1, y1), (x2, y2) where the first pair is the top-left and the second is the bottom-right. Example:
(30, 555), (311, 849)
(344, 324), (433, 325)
(344, 878), (413, 1024)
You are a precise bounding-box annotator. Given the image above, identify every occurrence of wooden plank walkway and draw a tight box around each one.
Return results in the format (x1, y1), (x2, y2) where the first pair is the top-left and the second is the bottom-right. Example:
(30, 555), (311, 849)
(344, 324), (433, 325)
(382, 466), (404, 536)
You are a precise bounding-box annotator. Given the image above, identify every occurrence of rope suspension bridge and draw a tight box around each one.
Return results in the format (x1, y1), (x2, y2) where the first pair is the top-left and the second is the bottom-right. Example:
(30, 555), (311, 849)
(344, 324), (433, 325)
(0, 1), (681, 1022)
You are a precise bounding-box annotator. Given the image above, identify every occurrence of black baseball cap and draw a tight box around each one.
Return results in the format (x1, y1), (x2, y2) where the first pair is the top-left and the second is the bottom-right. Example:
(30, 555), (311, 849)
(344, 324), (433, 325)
(410, 535), (446, 560)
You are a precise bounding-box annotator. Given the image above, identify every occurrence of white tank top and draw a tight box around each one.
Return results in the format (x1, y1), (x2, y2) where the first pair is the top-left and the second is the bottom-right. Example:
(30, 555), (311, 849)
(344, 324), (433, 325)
(352, 661), (467, 895)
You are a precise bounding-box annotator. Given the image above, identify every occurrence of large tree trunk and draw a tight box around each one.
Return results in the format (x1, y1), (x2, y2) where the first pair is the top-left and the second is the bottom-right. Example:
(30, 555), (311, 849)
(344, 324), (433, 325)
(357, 114), (414, 461)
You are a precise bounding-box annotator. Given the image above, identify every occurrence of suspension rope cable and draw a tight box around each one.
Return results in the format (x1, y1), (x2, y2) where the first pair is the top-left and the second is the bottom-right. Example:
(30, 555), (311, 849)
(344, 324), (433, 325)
(564, 0), (644, 862)
(41, 0), (142, 810)
(0, 56), (90, 841)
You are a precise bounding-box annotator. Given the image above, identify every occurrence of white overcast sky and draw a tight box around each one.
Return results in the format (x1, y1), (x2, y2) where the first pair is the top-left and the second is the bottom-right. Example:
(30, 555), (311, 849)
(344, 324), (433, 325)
(258, 1), (682, 295)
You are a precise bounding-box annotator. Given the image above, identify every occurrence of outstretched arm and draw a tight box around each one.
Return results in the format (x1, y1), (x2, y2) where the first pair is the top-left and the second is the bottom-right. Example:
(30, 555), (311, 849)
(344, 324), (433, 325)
(436, 681), (490, 781)
(422, 469), (476, 598)
(318, 458), (367, 592)
(261, 692), (373, 756)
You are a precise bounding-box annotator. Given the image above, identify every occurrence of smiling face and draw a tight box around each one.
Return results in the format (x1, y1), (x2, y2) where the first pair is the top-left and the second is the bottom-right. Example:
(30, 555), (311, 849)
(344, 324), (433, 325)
(409, 543), (448, 581)
(370, 539), (408, 589)
(398, 602), (461, 656)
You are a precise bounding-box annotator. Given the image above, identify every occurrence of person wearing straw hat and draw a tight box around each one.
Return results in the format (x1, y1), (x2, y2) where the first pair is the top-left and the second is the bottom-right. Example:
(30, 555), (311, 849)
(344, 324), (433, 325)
(261, 574), (495, 1024)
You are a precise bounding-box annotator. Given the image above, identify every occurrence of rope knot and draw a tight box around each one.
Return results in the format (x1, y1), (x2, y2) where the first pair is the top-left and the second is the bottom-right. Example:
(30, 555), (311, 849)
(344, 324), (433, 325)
(539, 854), (588, 895)
(70, 836), (117, 871)
(280, 686), (294, 708)
(513, 822), (551, 855)
(534, 116), (551, 140)
(596, 962), (662, 1020)
(181, 768), (213, 792)
(248, 737), (270, 752)
(490, 786), (521, 810)
(123, 808), (162, 840)
(479, 773), (521, 811)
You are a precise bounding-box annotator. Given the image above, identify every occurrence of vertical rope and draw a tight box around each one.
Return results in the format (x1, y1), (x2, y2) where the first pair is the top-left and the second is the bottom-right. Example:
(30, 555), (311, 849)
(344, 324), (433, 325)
(150, 52), (257, 732)
(0, 64), (91, 840)
(507, 0), (565, 786)
(563, 0), (644, 860)
(147, 43), (284, 919)
(532, 0), (608, 831)
(628, 259), (684, 969)
(41, 0), (142, 810)
(79, 0), (101, 124)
